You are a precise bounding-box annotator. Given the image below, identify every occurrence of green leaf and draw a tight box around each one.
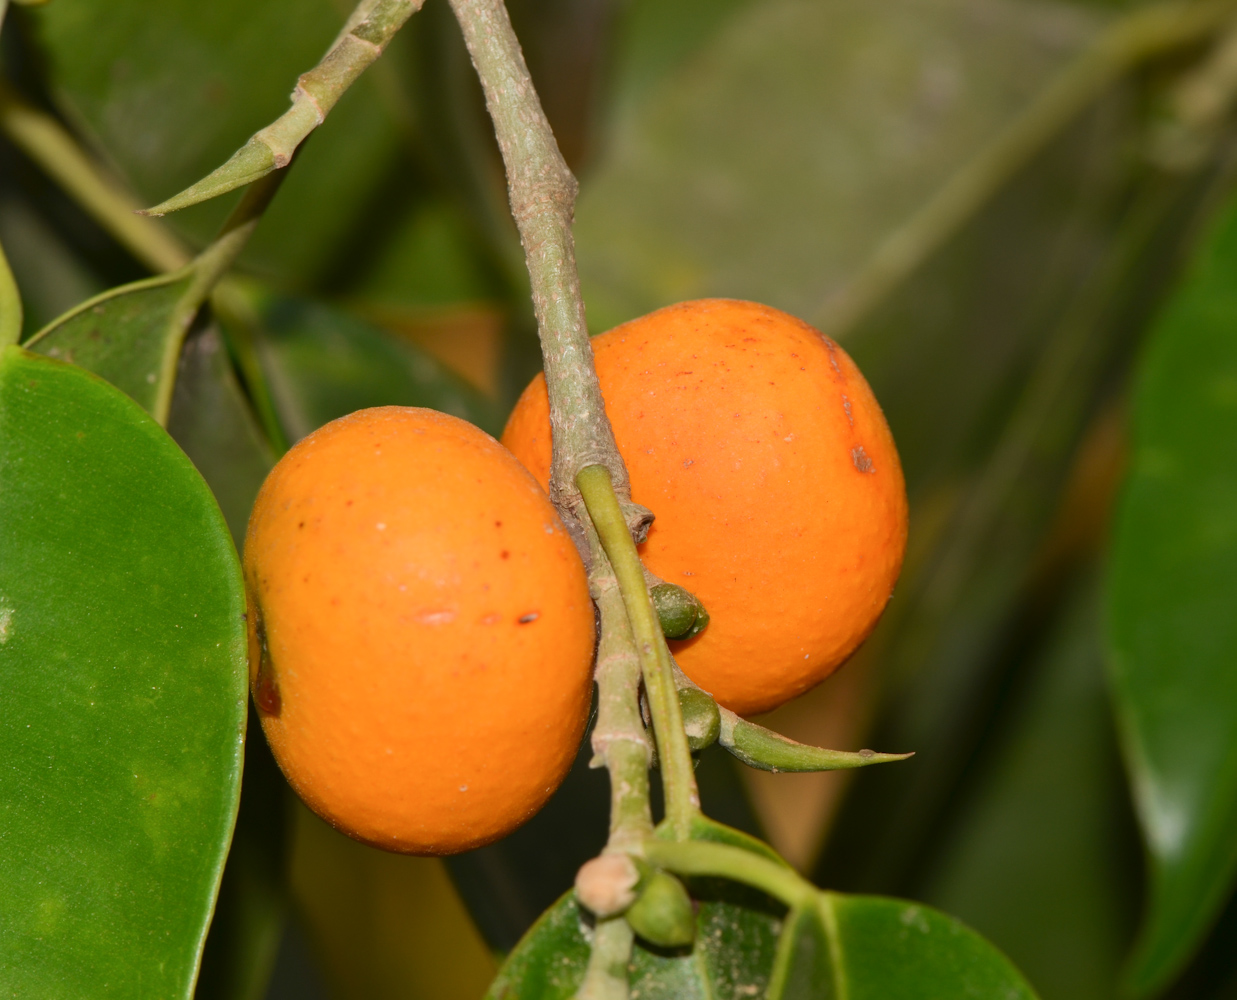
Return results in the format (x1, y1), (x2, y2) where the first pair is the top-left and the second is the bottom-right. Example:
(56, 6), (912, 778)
(767, 902), (832, 998)
(818, 893), (1038, 1000)
(0, 347), (247, 998)
(22, 270), (198, 422)
(166, 323), (275, 542)
(193, 710), (288, 1000)
(31, 0), (401, 286)
(483, 892), (591, 1000)
(1106, 190), (1237, 995)
(253, 295), (503, 440)
(576, 0), (1102, 331)
(486, 883), (1038, 999)
(920, 569), (1140, 1000)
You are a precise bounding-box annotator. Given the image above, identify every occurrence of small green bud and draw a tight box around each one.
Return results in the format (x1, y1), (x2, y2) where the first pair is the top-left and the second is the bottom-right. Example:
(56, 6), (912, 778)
(678, 687), (720, 750)
(650, 583), (709, 639)
(626, 870), (695, 948)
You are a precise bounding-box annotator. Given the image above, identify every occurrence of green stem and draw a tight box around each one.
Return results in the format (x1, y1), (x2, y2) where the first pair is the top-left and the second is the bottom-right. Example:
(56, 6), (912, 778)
(587, 529), (654, 850)
(812, 0), (1237, 336)
(0, 239), (20, 347)
(578, 465), (698, 839)
(145, 0), (426, 215)
(575, 916), (635, 1000)
(642, 839), (814, 909)
(0, 82), (191, 273)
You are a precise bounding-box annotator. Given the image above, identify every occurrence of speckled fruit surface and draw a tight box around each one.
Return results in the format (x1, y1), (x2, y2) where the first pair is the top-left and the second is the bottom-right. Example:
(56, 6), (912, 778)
(245, 406), (594, 853)
(503, 299), (907, 716)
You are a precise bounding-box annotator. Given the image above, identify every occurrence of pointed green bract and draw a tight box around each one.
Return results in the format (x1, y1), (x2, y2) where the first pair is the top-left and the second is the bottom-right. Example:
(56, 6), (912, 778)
(1107, 191), (1237, 995)
(23, 270), (197, 422)
(145, 142), (278, 218)
(0, 347), (247, 999)
(719, 707), (914, 773)
(143, 0), (425, 216)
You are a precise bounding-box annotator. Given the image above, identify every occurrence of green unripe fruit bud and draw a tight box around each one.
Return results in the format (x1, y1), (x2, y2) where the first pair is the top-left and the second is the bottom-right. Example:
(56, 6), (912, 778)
(626, 870), (695, 948)
(650, 583), (709, 640)
(678, 687), (720, 751)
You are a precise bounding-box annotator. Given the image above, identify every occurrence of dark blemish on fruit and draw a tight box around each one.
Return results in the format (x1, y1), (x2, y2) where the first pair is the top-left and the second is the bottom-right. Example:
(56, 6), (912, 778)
(518, 612), (540, 624)
(252, 614), (281, 716)
(495, 520), (502, 527)
(842, 395), (854, 427)
(851, 446), (875, 473)
(298, 521), (305, 529)
(501, 550), (510, 560)
(683, 459), (695, 468)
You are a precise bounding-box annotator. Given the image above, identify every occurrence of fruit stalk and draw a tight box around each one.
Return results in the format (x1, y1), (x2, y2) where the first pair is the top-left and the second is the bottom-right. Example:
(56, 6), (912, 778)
(587, 535), (654, 849)
(448, 0), (640, 527)
(578, 465), (699, 838)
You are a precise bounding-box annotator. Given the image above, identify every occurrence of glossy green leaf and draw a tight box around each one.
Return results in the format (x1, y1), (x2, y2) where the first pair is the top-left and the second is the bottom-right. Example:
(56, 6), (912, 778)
(819, 893), (1038, 1000)
(163, 325), (286, 1000)
(23, 270), (197, 421)
(253, 295), (503, 441)
(1107, 190), (1237, 995)
(0, 346), (247, 998)
(486, 882), (1038, 999)
(193, 710), (288, 1000)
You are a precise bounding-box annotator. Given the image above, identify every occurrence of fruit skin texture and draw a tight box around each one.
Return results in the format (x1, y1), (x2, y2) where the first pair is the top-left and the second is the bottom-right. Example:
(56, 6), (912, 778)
(244, 406), (595, 854)
(502, 299), (907, 716)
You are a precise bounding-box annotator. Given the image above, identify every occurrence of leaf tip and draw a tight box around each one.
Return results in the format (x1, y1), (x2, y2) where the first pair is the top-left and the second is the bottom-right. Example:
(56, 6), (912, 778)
(144, 140), (277, 216)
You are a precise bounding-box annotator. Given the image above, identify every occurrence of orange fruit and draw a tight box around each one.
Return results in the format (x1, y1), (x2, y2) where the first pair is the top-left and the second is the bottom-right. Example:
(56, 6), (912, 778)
(244, 407), (595, 854)
(502, 299), (907, 717)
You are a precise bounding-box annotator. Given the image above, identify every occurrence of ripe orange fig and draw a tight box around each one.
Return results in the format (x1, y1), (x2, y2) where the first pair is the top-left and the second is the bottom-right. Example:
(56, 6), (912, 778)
(503, 299), (907, 716)
(244, 407), (595, 854)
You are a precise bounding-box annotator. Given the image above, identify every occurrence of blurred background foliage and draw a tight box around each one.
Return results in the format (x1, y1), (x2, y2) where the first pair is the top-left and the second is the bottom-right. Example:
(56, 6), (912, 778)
(2, 0), (1236, 997)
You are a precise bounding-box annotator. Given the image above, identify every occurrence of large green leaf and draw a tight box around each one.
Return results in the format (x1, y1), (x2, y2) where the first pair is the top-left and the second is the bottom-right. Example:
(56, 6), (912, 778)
(162, 324), (288, 1000)
(577, 0), (1102, 331)
(486, 885), (1037, 999)
(23, 270), (197, 422)
(920, 569), (1139, 1000)
(0, 346), (247, 998)
(1106, 190), (1237, 995)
